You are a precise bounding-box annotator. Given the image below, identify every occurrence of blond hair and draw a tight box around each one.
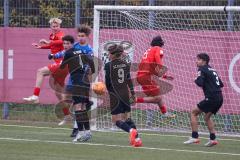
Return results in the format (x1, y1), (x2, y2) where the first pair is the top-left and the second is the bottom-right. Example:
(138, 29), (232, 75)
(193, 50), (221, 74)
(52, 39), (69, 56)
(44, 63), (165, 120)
(49, 18), (62, 25)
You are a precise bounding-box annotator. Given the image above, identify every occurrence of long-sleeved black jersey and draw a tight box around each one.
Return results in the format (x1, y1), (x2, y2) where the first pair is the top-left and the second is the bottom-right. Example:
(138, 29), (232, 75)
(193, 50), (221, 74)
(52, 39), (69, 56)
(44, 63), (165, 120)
(104, 58), (134, 101)
(195, 65), (223, 98)
(60, 48), (95, 81)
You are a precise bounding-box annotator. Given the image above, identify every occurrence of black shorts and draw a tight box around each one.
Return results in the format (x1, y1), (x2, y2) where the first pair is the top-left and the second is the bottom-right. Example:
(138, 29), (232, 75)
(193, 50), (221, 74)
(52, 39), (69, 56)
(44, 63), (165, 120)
(197, 93), (223, 114)
(70, 73), (90, 105)
(109, 93), (131, 115)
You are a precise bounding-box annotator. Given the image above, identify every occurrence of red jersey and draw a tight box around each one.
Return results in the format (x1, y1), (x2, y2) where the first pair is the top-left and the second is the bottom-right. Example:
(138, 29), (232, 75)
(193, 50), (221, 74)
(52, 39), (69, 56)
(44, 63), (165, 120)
(138, 46), (164, 75)
(40, 30), (64, 63)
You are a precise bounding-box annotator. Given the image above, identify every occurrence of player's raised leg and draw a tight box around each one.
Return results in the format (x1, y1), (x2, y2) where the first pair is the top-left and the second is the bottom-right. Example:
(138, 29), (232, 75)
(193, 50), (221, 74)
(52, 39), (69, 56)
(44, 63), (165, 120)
(137, 94), (175, 118)
(23, 18), (65, 103)
(135, 35), (175, 119)
(23, 66), (51, 103)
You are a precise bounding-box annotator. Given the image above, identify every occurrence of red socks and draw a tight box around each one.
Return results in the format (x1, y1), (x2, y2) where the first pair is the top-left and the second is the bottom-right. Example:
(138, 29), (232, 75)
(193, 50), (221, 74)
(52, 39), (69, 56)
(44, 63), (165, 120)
(33, 87), (40, 96)
(160, 105), (167, 114)
(136, 97), (167, 114)
(136, 97), (144, 103)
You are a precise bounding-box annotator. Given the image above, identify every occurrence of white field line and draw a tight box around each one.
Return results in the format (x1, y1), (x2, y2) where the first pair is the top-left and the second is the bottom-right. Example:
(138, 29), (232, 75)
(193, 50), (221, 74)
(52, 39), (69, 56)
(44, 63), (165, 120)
(0, 137), (239, 157)
(0, 123), (240, 142)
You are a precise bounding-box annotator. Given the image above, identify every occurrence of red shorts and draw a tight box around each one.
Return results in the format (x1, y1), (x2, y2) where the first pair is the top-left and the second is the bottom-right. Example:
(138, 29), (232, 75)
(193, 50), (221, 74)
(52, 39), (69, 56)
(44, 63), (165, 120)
(48, 63), (68, 87)
(137, 72), (160, 96)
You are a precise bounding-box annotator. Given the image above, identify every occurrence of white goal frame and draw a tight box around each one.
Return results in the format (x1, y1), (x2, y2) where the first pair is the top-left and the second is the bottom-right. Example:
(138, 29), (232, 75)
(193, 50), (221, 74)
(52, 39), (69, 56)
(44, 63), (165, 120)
(92, 5), (240, 132)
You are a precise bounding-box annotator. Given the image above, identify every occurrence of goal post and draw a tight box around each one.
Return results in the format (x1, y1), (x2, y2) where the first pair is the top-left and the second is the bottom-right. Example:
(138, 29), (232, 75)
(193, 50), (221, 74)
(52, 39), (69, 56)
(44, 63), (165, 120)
(92, 5), (240, 136)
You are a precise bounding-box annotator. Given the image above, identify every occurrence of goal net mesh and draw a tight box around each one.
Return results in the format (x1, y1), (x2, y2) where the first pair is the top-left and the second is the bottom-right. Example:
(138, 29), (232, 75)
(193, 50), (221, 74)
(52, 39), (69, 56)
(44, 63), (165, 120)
(95, 7), (240, 136)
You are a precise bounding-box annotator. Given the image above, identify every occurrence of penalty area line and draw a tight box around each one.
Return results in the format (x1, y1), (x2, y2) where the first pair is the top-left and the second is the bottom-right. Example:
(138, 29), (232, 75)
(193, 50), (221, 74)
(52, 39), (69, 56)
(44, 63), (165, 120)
(0, 137), (239, 156)
(0, 123), (240, 142)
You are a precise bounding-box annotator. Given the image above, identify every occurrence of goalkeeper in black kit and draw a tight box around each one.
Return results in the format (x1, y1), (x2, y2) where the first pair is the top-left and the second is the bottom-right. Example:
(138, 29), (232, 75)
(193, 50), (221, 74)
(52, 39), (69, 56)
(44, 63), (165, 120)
(184, 53), (223, 147)
(60, 35), (95, 142)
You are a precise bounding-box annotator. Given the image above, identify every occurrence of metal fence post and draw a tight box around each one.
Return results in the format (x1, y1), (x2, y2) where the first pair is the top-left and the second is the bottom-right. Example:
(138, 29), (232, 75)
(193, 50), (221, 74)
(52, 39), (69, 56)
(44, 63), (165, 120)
(3, 0), (9, 119)
(148, 0), (155, 29)
(75, 0), (81, 27)
(4, 0), (9, 27)
(227, 0), (234, 31)
(223, 0), (235, 132)
(2, 103), (9, 119)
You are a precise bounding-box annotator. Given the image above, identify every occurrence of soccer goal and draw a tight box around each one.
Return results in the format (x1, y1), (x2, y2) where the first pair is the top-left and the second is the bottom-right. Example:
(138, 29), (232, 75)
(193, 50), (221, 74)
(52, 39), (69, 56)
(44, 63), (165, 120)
(92, 5), (240, 136)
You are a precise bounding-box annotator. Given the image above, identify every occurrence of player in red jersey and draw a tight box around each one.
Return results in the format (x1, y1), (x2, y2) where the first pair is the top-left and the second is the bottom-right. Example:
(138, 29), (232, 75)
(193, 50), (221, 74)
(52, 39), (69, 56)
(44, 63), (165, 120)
(136, 36), (175, 118)
(23, 18), (68, 107)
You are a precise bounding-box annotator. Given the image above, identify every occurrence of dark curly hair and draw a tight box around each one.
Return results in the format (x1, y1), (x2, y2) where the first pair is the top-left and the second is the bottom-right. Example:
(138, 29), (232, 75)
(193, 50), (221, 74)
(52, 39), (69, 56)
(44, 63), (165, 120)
(108, 44), (124, 58)
(151, 35), (164, 47)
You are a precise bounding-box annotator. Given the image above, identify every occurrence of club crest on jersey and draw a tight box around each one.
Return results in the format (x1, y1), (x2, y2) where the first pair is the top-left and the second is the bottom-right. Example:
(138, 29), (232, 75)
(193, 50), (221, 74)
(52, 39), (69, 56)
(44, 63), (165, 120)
(100, 40), (134, 64)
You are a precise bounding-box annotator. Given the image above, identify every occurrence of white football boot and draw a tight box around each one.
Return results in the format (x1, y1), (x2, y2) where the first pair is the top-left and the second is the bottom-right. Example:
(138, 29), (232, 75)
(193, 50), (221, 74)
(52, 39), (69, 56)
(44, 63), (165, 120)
(183, 137), (200, 144)
(204, 140), (218, 147)
(23, 95), (39, 104)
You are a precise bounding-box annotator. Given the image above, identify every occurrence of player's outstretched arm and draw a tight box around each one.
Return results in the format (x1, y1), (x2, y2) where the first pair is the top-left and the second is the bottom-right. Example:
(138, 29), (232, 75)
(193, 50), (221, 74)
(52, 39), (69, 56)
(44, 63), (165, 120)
(39, 43), (51, 49)
(59, 51), (69, 69)
(54, 51), (65, 59)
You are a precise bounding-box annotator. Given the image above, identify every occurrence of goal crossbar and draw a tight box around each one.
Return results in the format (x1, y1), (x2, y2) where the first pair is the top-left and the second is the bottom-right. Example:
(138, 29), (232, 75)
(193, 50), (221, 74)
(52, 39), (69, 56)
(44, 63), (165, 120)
(94, 5), (240, 12)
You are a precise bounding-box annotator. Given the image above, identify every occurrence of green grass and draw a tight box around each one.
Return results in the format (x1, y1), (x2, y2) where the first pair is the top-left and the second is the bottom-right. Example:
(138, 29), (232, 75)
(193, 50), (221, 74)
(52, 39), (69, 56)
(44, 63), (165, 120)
(0, 122), (239, 160)
(2, 103), (239, 134)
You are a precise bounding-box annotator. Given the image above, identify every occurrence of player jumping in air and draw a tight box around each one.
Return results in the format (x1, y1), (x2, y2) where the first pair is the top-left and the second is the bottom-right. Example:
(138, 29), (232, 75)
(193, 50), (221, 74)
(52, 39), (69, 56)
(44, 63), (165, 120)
(59, 35), (95, 142)
(136, 35), (175, 118)
(184, 53), (223, 147)
(50, 25), (94, 137)
(104, 44), (142, 147)
(23, 18), (68, 104)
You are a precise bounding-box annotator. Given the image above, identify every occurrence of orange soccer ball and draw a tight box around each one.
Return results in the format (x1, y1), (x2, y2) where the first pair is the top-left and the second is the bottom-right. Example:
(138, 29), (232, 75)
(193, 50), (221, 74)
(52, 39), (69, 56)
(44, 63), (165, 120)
(92, 82), (106, 95)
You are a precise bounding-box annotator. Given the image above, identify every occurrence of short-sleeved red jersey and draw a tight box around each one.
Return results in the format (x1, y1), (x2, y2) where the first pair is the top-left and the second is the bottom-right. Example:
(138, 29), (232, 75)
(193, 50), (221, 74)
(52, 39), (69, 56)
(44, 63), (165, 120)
(138, 46), (164, 75)
(41, 30), (64, 63)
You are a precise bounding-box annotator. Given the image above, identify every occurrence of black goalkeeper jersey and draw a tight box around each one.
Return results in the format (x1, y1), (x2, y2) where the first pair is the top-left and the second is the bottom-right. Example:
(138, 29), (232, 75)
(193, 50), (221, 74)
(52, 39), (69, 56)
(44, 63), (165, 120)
(60, 48), (95, 79)
(195, 65), (223, 98)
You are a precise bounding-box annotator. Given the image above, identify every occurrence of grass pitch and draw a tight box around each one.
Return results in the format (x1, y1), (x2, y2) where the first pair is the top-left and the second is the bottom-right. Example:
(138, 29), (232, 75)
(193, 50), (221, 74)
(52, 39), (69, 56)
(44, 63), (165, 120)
(0, 122), (239, 160)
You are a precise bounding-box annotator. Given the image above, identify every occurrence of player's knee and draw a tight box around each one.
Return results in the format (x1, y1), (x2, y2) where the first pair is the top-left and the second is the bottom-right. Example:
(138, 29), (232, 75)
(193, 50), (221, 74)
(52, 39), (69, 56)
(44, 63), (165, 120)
(37, 68), (43, 75)
(38, 67), (50, 76)
(204, 115), (211, 122)
(112, 116), (117, 123)
(154, 96), (162, 102)
(191, 110), (198, 116)
(112, 115), (121, 123)
(37, 68), (46, 76)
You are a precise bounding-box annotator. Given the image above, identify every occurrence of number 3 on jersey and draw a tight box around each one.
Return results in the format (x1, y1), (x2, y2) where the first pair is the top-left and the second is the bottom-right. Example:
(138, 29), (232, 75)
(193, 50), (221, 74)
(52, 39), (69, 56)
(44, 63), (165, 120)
(213, 71), (220, 86)
(118, 68), (124, 83)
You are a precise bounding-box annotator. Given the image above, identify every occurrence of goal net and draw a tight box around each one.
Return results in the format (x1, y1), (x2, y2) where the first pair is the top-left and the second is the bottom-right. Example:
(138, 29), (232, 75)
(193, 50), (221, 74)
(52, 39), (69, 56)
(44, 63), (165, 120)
(93, 6), (240, 136)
